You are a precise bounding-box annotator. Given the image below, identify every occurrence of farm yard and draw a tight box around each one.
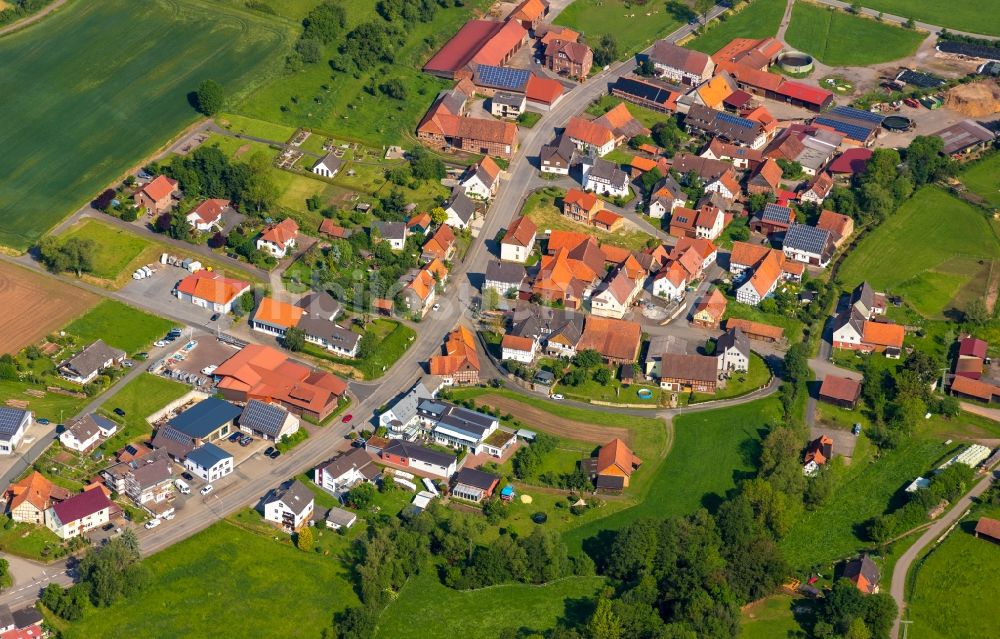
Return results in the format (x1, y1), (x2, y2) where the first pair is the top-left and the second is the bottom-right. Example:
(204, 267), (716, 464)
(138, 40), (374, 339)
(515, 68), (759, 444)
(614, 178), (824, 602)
(784, 1), (926, 67)
(553, 0), (685, 58)
(684, 0), (786, 55)
(838, 187), (1000, 318)
(0, 0), (287, 250)
(0, 260), (97, 355)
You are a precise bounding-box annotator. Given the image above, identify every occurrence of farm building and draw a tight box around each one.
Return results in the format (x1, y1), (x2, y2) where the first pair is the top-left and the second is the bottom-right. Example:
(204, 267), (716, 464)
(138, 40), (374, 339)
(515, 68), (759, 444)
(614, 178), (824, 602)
(975, 517), (1000, 544)
(818, 375), (861, 409)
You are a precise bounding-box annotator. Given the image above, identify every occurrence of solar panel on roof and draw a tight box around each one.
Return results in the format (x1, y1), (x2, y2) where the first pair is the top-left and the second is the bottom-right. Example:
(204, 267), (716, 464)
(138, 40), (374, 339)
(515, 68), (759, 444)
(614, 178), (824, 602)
(0, 407), (27, 436)
(760, 203), (792, 223)
(475, 65), (529, 91)
(814, 117), (875, 142)
(241, 400), (286, 437)
(829, 106), (885, 125)
(715, 111), (755, 129)
(613, 78), (672, 104)
(783, 224), (830, 255)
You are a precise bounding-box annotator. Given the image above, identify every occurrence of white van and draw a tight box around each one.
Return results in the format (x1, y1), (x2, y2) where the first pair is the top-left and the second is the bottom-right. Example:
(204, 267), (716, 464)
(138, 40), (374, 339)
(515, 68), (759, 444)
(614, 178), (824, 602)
(174, 479), (191, 495)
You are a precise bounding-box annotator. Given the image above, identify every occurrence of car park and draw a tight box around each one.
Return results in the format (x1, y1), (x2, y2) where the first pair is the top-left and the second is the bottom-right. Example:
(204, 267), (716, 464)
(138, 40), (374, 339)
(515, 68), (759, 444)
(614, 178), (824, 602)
(144, 518), (161, 530)
(200, 485), (213, 496)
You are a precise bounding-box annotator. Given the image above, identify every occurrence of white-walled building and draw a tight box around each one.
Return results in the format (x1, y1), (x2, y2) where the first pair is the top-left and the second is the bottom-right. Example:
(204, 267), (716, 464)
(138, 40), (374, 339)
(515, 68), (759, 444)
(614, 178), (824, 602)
(183, 442), (233, 483)
(263, 480), (315, 532)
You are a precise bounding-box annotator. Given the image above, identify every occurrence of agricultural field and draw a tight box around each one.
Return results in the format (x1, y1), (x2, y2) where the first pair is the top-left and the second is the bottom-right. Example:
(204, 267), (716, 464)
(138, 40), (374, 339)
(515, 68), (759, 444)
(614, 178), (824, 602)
(852, 0), (1000, 37)
(779, 437), (956, 569)
(523, 188), (656, 251)
(63, 299), (175, 355)
(784, 2), (925, 66)
(0, 260), (97, 355)
(0, 0), (288, 251)
(376, 571), (605, 639)
(97, 373), (189, 453)
(958, 152), (1000, 209)
(554, 0), (685, 58)
(684, 0), (787, 54)
(56, 219), (156, 283)
(906, 504), (1000, 639)
(838, 187), (1000, 318)
(60, 521), (359, 639)
(236, 0), (481, 147)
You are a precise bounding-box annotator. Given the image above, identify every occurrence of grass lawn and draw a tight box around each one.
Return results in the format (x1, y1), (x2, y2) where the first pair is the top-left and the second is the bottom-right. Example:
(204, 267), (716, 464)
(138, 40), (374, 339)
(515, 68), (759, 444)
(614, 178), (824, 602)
(586, 94), (679, 130)
(236, 0), (482, 147)
(554, 0), (684, 58)
(958, 152), (1000, 209)
(694, 352), (772, 402)
(0, 520), (65, 562)
(838, 187), (1000, 318)
(851, 0), (1000, 37)
(564, 398), (782, 554)
(741, 595), (815, 639)
(517, 112), (542, 128)
(906, 504), (1000, 639)
(0, 379), (90, 424)
(376, 571), (605, 639)
(302, 319), (416, 379)
(200, 134), (280, 162)
(685, 0), (787, 54)
(57, 218), (155, 283)
(722, 300), (804, 343)
(98, 374), (190, 452)
(524, 188), (655, 251)
(0, 0), (287, 250)
(555, 374), (663, 405)
(216, 112), (297, 144)
(64, 299), (175, 354)
(62, 520), (359, 639)
(785, 2), (925, 66)
(780, 437), (957, 570)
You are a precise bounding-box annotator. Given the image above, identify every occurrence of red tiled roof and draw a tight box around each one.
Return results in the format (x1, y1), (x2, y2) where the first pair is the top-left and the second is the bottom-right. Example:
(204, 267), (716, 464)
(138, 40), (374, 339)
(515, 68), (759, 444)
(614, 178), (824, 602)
(716, 61), (783, 93)
(819, 375), (861, 402)
(817, 209), (852, 238)
(596, 438), (641, 476)
(472, 19), (527, 67)
(260, 218), (299, 250)
(424, 20), (509, 75)
(526, 74), (564, 105)
(593, 209), (622, 228)
(502, 334), (535, 352)
(863, 321), (904, 349)
(319, 219), (350, 238)
(829, 148), (873, 174)
(502, 216), (537, 247)
(142, 175), (178, 201)
(975, 516), (1000, 540)
(254, 297), (303, 329)
(190, 199), (229, 224)
(725, 318), (784, 340)
(578, 316), (641, 361)
(776, 80), (833, 106)
(695, 288), (727, 320)
(959, 336), (988, 359)
(565, 117), (615, 147)
(951, 375), (1000, 401)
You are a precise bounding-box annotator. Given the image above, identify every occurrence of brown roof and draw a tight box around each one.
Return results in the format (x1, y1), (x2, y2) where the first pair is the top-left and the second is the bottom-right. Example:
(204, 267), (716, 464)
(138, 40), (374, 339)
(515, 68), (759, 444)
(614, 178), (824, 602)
(578, 316), (642, 362)
(651, 40), (713, 75)
(141, 175), (178, 201)
(817, 209), (852, 239)
(725, 318), (784, 340)
(423, 224), (456, 259)
(525, 74), (565, 105)
(7, 471), (71, 513)
(596, 438), (641, 476)
(564, 116), (615, 147)
(716, 60), (783, 93)
(975, 517), (1000, 540)
(456, 116), (518, 145)
(819, 375), (861, 403)
(593, 209), (622, 228)
(319, 219), (351, 238)
(951, 375), (1000, 401)
(429, 326), (480, 376)
(729, 241), (772, 267)
(502, 216), (537, 248)
(545, 39), (592, 65)
(501, 334), (535, 352)
(805, 172), (834, 199)
(752, 158), (783, 189)
(660, 353), (718, 383)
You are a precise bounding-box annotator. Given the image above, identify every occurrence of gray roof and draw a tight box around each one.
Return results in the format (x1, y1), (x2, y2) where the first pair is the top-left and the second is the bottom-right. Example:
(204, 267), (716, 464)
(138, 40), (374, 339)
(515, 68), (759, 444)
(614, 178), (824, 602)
(933, 119), (995, 154)
(850, 281), (875, 312)
(453, 466), (500, 491)
(11, 606), (43, 630)
(169, 398), (241, 439)
(384, 380), (433, 427)
(540, 135), (576, 166)
(63, 340), (125, 378)
(485, 260), (527, 286)
(782, 223), (832, 257)
(297, 316), (361, 352)
(650, 40), (712, 75)
(185, 442), (232, 469)
(129, 458), (172, 489)
(425, 402), (497, 439)
(383, 439), (456, 468)
(717, 327), (750, 357)
(298, 292), (341, 319)
(686, 104), (762, 146)
(313, 152), (342, 173)
(653, 175), (684, 199)
(588, 158), (629, 188)
(0, 407), (30, 441)
(374, 221), (407, 241)
(151, 424), (196, 459)
(240, 400), (290, 439)
(446, 189), (476, 224)
(493, 91), (525, 107)
(509, 302), (583, 344)
(325, 506), (357, 527)
(268, 480), (314, 514)
(66, 413), (115, 442)
(318, 447), (379, 481)
(844, 554), (880, 592)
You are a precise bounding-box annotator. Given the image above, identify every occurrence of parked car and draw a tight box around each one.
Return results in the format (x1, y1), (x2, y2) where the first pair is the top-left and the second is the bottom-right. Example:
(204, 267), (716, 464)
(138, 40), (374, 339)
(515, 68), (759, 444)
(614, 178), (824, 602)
(113, 408), (126, 417)
(551, 394), (564, 401)
(200, 485), (213, 496)
(37, 418), (50, 425)
(268, 449), (281, 459)
(228, 432), (242, 443)
(144, 518), (161, 530)
(210, 313), (220, 322)
(432, 303), (441, 311)
(122, 360), (133, 368)
(201, 365), (218, 375)
(174, 479), (191, 495)
(239, 435), (252, 447)
(264, 446), (275, 457)
(163, 511), (175, 520)
(154, 340), (168, 348)
(341, 414), (353, 424)
(181, 472), (194, 482)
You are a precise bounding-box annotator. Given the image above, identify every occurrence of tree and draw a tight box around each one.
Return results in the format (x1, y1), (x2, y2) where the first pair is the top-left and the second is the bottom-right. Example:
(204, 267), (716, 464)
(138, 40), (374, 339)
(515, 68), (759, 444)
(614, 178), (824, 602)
(730, 225), (750, 242)
(296, 525), (314, 551)
(574, 349), (603, 369)
(358, 332), (378, 359)
(482, 497), (509, 524)
(637, 58), (656, 76)
(346, 482), (376, 509)
(593, 34), (619, 67)
(593, 366), (613, 385)
(36, 237), (95, 277)
(241, 151), (279, 213)
(295, 38), (323, 64)
(903, 16), (915, 29)
(651, 119), (682, 153)
(302, 1), (347, 44)
(93, 188), (116, 210)
(694, 0), (713, 21)
(587, 598), (623, 639)
(965, 298), (989, 325)
(483, 287), (501, 311)
(430, 206), (448, 225)
(380, 78), (407, 101)
(283, 327), (305, 352)
(0, 558), (9, 590)
(195, 79), (224, 116)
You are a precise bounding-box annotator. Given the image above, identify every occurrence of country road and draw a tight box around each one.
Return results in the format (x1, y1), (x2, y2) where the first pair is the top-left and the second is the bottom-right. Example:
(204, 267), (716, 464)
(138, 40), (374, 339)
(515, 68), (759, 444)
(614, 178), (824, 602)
(0, 0), (70, 38)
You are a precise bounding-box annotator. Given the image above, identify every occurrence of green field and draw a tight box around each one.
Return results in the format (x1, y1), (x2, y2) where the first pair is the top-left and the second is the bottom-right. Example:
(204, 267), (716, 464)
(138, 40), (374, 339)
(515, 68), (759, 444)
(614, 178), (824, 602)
(554, 0), (684, 58)
(0, 0), (287, 250)
(685, 0), (787, 54)
(854, 0), (1000, 37)
(907, 505), (1000, 639)
(722, 300), (804, 343)
(564, 398), (782, 553)
(741, 595), (813, 639)
(98, 373), (189, 452)
(237, 0), (479, 146)
(785, 2), (925, 66)
(838, 187), (1000, 318)
(376, 571), (605, 639)
(57, 219), (155, 282)
(217, 112), (297, 144)
(780, 437), (954, 570)
(64, 300), (174, 354)
(0, 379), (90, 424)
(62, 521), (359, 639)
(959, 153), (1000, 209)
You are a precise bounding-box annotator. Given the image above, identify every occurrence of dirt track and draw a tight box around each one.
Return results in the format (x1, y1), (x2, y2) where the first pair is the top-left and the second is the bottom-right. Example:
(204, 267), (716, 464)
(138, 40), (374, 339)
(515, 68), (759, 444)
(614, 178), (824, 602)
(475, 393), (637, 445)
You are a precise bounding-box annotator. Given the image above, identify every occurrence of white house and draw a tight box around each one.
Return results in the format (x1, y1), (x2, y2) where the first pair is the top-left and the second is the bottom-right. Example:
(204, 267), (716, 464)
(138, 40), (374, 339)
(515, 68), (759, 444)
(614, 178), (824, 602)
(173, 271), (251, 314)
(59, 413), (117, 453)
(59, 340), (125, 385)
(483, 260), (526, 298)
(500, 216), (536, 263)
(45, 488), (112, 540)
(649, 40), (715, 86)
(183, 442), (233, 483)
(590, 269), (642, 319)
(382, 439), (458, 478)
(501, 334), (537, 363)
(832, 311), (865, 349)
(782, 224), (834, 268)
(314, 447), (379, 495)
(652, 263), (687, 302)
(648, 177), (686, 219)
(312, 152), (342, 178)
(461, 157), (502, 200)
(704, 171), (740, 200)
(0, 407), (31, 456)
(256, 218), (299, 258)
(716, 328), (750, 372)
(373, 221), (408, 251)
(583, 159), (630, 199)
(539, 135), (575, 175)
(186, 199), (229, 232)
(490, 91), (526, 119)
(695, 206), (725, 241)
(263, 480), (315, 532)
(444, 189), (476, 229)
(378, 379), (436, 439)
